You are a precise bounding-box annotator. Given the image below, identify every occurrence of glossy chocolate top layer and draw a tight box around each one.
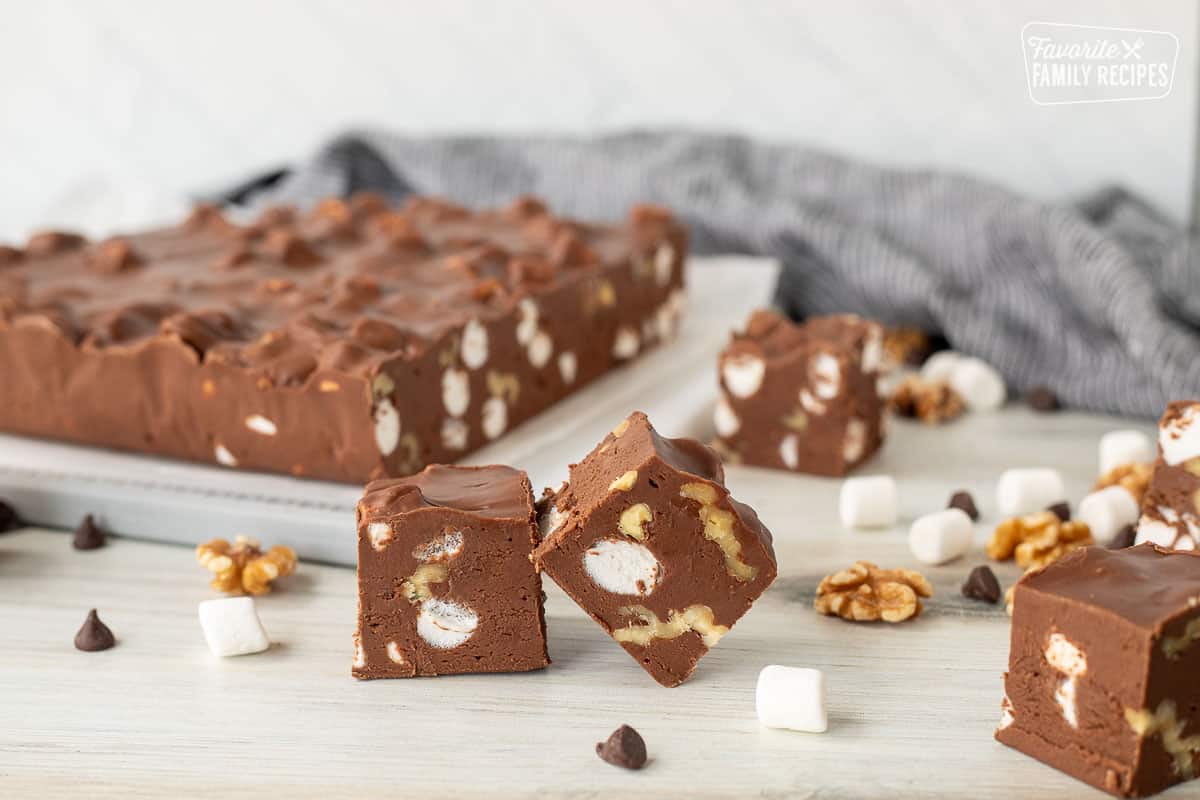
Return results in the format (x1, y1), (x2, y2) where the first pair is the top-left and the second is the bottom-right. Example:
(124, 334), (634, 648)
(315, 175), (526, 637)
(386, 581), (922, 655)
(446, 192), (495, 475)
(1021, 544), (1200, 631)
(360, 464), (532, 521)
(0, 195), (680, 387)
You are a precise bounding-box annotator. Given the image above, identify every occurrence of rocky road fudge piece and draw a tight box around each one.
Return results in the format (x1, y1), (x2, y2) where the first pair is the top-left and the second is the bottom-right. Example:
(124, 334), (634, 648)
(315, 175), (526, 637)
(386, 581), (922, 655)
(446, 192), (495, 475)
(0, 195), (686, 482)
(1136, 401), (1200, 550)
(713, 310), (884, 475)
(997, 544), (1200, 798)
(533, 411), (776, 687)
(353, 464), (548, 678)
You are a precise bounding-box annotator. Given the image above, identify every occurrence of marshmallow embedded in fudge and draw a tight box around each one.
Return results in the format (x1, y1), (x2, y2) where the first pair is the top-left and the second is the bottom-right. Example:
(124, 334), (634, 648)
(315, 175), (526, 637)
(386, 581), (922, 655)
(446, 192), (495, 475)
(908, 508), (973, 565)
(998, 545), (1200, 797)
(1099, 430), (1155, 474)
(713, 310), (886, 476)
(948, 357), (1006, 412)
(996, 468), (1066, 516)
(1135, 401), (1200, 552)
(839, 476), (899, 529)
(353, 465), (549, 678)
(198, 596), (270, 657)
(756, 665), (827, 733)
(533, 411), (777, 687)
(1077, 486), (1140, 543)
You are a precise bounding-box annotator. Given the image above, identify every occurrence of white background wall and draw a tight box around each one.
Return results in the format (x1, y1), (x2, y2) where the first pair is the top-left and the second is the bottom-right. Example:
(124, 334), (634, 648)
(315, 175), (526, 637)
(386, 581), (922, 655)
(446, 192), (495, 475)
(0, 0), (1194, 240)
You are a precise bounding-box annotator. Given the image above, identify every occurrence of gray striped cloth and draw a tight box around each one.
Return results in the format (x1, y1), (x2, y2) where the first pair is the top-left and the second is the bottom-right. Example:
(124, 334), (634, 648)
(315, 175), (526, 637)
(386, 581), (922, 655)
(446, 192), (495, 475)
(235, 130), (1200, 419)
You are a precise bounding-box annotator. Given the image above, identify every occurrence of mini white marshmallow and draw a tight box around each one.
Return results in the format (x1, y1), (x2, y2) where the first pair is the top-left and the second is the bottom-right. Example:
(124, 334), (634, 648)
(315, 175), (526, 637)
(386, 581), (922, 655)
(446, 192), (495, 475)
(654, 242), (675, 286)
(416, 598), (478, 649)
(244, 414), (277, 436)
(838, 475), (899, 529)
(1160, 404), (1200, 465)
(1077, 486), (1140, 542)
(198, 596), (270, 657)
(996, 468), (1066, 516)
(908, 508), (973, 565)
(722, 353), (765, 398)
(481, 396), (507, 440)
(528, 330), (553, 368)
(612, 327), (640, 360)
(441, 417), (468, 451)
(583, 538), (662, 596)
(214, 444), (237, 467)
(515, 299), (539, 346)
(810, 352), (841, 399)
(713, 395), (741, 437)
(861, 324), (884, 374)
(779, 434), (799, 470)
(1135, 515), (1178, 548)
(558, 351), (578, 384)
(948, 357), (1006, 412)
(920, 350), (963, 382)
(373, 398), (400, 455)
(460, 319), (489, 369)
(842, 419), (866, 463)
(756, 665), (827, 733)
(1099, 429), (1155, 474)
(441, 369), (470, 417)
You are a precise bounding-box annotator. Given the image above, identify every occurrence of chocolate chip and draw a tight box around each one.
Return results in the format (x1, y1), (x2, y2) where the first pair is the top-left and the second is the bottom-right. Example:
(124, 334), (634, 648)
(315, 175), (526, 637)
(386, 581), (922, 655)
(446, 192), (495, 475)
(596, 724), (647, 770)
(72, 514), (107, 550)
(1108, 524), (1137, 550)
(0, 500), (21, 533)
(1046, 501), (1071, 522)
(1025, 385), (1060, 412)
(74, 609), (116, 652)
(947, 491), (979, 521)
(962, 565), (1002, 604)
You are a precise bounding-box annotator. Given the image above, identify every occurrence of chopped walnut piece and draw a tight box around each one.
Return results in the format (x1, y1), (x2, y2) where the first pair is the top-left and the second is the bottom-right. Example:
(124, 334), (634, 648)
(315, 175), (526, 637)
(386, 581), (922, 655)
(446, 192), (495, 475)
(986, 510), (1092, 570)
(1094, 462), (1153, 506)
(883, 327), (931, 367)
(814, 560), (933, 623)
(889, 376), (965, 424)
(196, 535), (298, 596)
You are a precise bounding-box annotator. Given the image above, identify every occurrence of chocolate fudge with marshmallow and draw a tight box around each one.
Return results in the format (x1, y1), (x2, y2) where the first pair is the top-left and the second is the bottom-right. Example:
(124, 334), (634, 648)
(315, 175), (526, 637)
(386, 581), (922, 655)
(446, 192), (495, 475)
(353, 464), (549, 678)
(997, 544), (1200, 798)
(1136, 401), (1200, 550)
(712, 310), (885, 476)
(0, 195), (686, 483)
(533, 411), (777, 687)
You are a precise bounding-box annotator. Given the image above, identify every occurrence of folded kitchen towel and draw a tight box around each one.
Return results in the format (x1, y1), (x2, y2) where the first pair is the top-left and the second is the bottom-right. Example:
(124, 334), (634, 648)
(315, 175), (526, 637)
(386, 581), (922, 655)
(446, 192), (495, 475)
(224, 130), (1199, 418)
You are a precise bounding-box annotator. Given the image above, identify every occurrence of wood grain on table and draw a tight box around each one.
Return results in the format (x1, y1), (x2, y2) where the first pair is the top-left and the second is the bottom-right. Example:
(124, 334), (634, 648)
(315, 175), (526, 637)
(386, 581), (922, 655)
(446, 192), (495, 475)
(0, 409), (1182, 799)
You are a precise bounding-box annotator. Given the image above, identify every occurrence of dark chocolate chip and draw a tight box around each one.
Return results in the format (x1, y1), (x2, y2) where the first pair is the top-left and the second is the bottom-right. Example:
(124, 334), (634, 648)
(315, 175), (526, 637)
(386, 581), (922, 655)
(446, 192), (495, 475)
(74, 609), (116, 652)
(947, 491), (979, 521)
(1046, 501), (1071, 522)
(962, 565), (1002, 604)
(596, 724), (647, 770)
(0, 500), (21, 533)
(1025, 386), (1060, 412)
(1108, 524), (1137, 550)
(72, 514), (107, 550)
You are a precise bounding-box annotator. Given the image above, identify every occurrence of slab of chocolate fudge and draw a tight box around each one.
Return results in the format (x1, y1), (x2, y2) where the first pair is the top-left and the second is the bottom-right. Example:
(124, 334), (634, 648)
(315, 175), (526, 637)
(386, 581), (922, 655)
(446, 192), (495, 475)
(998, 544), (1200, 797)
(0, 196), (686, 482)
(353, 464), (548, 678)
(713, 309), (885, 476)
(533, 411), (777, 687)
(1136, 400), (1200, 550)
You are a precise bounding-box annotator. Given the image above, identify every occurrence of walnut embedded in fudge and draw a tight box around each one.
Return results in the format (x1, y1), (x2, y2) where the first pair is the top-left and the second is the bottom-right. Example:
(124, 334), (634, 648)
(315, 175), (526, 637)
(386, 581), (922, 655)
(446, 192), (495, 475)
(998, 545), (1200, 798)
(1135, 401), (1200, 551)
(353, 464), (549, 678)
(532, 411), (777, 687)
(713, 310), (885, 476)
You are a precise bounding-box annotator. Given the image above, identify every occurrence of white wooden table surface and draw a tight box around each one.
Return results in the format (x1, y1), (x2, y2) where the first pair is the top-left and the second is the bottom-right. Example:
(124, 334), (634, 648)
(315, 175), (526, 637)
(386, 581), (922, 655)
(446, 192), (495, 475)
(3, 407), (1189, 799)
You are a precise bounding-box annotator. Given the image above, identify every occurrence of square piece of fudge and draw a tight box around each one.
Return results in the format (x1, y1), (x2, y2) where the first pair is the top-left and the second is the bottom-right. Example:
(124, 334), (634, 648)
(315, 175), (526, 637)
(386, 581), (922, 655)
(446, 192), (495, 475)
(1136, 400), (1200, 550)
(353, 464), (548, 678)
(997, 544), (1200, 797)
(713, 310), (885, 475)
(533, 411), (777, 687)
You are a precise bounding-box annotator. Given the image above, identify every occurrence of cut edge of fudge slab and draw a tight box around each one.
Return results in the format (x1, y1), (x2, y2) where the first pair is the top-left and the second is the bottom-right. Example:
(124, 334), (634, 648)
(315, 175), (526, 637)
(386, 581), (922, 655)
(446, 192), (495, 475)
(1136, 400), (1200, 551)
(997, 544), (1200, 798)
(0, 196), (688, 483)
(533, 411), (777, 687)
(713, 309), (885, 476)
(353, 463), (549, 678)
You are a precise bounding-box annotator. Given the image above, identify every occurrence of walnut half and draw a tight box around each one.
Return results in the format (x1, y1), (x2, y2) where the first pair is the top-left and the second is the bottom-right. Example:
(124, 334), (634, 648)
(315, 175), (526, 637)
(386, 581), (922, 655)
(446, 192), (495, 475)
(888, 376), (965, 425)
(196, 535), (297, 596)
(815, 561), (933, 623)
(987, 511), (1092, 571)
